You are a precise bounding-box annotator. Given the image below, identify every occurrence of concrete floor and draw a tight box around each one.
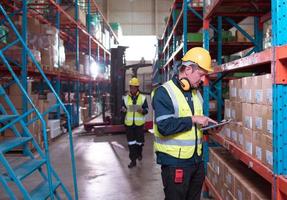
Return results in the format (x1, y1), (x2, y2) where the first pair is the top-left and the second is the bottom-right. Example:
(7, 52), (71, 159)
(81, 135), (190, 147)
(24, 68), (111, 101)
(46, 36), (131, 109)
(0, 127), (165, 199)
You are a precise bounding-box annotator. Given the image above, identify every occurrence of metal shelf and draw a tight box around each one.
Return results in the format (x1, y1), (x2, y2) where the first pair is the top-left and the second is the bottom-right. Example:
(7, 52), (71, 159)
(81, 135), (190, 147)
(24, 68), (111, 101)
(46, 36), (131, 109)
(204, 0), (271, 19)
(210, 134), (273, 183)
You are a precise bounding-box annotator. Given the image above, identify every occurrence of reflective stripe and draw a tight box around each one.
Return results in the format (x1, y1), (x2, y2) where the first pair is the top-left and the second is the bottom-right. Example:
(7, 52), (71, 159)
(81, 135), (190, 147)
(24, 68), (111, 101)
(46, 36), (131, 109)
(136, 142), (142, 145)
(155, 136), (198, 146)
(126, 117), (145, 121)
(156, 114), (176, 122)
(163, 83), (179, 117)
(128, 141), (137, 145)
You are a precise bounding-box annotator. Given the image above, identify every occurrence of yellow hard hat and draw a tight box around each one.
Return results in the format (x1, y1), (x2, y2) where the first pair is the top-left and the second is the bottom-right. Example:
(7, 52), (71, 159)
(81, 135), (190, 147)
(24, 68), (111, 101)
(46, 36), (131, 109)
(181, 47), (213, 72)
(129, 77), (140, 86)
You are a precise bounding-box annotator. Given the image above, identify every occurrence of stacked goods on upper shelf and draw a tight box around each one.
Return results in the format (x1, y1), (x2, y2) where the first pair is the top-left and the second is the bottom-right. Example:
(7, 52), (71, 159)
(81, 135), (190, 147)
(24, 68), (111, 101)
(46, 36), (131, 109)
(3, 16), (65, 69)
(236, 27), (253, 42)
(263, 20), (272, 49)
(207, 147), (271, 200)
(222, 74), (273, 169)
(61, 6), (86, 27)
(110, 22), (123, 39)
(65, 51), (95, 76)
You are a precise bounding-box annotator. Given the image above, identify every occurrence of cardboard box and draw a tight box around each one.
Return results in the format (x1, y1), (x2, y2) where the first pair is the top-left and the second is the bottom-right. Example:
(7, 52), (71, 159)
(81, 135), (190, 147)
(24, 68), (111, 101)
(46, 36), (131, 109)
(223, 124), (231, 139)
(242, 77), (254, 103)
(265, 106), (273, 136)
(263, 135), (273, 169)
(62, 7), (86, 26)
(253, 104), (268, 131)
(252, 131), (264, 162)
(236, 27), (253, 42)
(229, 80), (237, 101)
(224, 99), (231, 119)
(237, 123), (244, 149)
(242, 103), (253, 129)
(262, 74), (272, 105)
(243, 127), (253, 155)
(236, 79), (243, 102)
(253, 75), (263, 104)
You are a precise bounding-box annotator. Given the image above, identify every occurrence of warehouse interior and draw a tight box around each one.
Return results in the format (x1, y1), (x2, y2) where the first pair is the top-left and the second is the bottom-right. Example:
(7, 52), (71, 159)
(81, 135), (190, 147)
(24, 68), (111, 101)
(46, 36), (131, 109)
(0, 0), (286, 199)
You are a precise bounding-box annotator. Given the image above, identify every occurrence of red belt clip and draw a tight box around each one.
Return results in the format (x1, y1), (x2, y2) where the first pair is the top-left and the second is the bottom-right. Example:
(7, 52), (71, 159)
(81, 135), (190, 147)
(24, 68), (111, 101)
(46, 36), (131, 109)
(174, 168), (184, 183)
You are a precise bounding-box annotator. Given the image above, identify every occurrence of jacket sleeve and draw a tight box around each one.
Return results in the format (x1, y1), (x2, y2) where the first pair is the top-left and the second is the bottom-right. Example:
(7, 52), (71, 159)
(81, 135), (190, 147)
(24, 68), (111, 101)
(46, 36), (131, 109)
(152, 87), (193, 136)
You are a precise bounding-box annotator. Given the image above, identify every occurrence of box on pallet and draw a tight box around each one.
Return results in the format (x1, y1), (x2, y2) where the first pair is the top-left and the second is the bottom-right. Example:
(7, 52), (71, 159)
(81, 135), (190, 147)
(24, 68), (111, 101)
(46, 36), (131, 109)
(252, 131), (264, 162)
(241, 77), (254, 103)
(243, 127), (253, 155)
(61, 6), (86, 26)
(266, 106), (272, 136)
(224, 99), (231, 119)
(262, 74), (272, 105)
(242, 103), (253, 129)
(231, 101), (242, 122)
(252, 104), (268, 131)
(263, 135), (273, 169)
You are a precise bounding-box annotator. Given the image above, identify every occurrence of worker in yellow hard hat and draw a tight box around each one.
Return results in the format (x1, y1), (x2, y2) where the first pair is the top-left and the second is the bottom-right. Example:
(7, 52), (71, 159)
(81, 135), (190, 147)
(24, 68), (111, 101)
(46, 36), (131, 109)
(152, 47), (220, 200)
(121, 77), (149, 168)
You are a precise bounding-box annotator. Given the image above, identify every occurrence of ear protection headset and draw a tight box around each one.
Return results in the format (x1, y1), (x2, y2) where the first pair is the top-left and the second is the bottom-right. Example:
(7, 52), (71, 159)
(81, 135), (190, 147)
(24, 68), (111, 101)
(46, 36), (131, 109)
(179, 78), (191, 91)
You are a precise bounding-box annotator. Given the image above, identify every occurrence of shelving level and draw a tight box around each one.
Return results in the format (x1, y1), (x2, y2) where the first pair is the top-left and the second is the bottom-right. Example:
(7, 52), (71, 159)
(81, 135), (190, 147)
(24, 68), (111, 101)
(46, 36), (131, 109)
(202, 0), (287, 200)
(1, 0), (119, 126)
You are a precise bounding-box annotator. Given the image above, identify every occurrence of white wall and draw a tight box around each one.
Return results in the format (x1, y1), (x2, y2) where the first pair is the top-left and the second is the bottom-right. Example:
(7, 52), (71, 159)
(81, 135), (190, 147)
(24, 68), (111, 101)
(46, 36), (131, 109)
(96, 0), (173, 36)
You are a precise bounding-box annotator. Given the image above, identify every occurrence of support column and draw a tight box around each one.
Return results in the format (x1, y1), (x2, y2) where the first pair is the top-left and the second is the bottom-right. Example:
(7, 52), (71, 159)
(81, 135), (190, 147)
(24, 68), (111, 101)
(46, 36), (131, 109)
(216, 16), (223, 121)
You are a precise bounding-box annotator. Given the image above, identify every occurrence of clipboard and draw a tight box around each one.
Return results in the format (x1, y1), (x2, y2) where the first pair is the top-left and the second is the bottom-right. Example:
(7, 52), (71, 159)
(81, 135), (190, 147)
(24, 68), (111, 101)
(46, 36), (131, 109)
(201, 119), (232, 131)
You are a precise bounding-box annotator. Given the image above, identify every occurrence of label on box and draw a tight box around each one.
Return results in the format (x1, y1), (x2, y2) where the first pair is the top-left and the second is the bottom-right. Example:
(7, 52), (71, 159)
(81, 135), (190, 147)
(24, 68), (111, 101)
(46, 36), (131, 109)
(255, 90), (263, 103)
(244, 116), (252, 129)
(239, 89), (244, 100)
(246, 142), (253, 155)
(245, 89), (252, 102)
(216, 166), (220, 175)
(225, 108), (231, 118)
(225, 128), (231, 138)
(255, 117), (263, 129)
(239, 133), (244, 146)
(256, 146), (262, 161)
(226, 173), (232, 184)
(267, 120), (273, 134)
(232, 131), (238, 142)
(267, 89), (272, 104)
(237, 190), (243, 200)
(266, 150), (273, 166)
(231, 87), (237, 98)
(231, 109), (236, 119)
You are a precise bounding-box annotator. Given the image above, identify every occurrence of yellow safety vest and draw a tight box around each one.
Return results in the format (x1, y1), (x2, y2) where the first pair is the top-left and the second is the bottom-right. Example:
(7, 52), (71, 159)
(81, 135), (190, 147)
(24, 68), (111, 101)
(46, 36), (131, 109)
(123, 93), (146, 126)
(153, 80), (203, 159)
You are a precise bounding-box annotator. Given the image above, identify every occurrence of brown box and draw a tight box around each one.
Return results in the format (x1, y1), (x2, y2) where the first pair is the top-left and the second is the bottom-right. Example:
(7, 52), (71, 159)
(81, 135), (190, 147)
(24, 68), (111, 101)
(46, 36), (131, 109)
(243, 127), (253, 155)
(236, 79), (243, 102)
(253, 75), (263, 104)
(242, 77), (254, 103)
(234, 177), (252, 200)
(223, 123), (232, 139)
(230, 101), (243, 122)
(252, 131), (264, 162)
(236, 27), (253, 42)
(237, 123), (244, 149)
(224, 99), (231, 119)
(263, 135), (273, 169)
(265, 106), (273, 136)
(253, 104), (268, 131)
(62, 7), (86, 27)
(242, 103), (253, 129)
(262, 74), (272, 105)
(229, 80), (237, 101)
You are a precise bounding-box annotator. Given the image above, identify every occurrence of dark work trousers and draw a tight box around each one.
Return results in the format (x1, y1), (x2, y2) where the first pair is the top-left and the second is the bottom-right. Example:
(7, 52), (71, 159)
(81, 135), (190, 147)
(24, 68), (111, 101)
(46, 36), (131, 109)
(161, 162), (205, 200)
(126, 125), (145, 162)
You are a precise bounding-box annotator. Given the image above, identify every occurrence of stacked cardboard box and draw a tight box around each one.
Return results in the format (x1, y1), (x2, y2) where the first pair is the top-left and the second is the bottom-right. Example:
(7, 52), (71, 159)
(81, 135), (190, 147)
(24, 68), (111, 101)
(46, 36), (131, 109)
(207, 147), (271, 200)
(224, 74), (273, 169)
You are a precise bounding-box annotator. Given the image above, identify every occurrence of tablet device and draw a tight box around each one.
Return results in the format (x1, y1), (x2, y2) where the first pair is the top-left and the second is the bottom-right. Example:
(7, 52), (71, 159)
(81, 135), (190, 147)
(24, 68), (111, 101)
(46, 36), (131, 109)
(201, 119), (232, 131)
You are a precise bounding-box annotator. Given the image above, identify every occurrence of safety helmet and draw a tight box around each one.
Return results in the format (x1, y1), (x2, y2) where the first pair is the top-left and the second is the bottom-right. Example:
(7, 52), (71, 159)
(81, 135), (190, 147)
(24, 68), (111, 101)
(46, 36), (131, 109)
(181, 47), (213, 72)
(129, 77), (140, 86)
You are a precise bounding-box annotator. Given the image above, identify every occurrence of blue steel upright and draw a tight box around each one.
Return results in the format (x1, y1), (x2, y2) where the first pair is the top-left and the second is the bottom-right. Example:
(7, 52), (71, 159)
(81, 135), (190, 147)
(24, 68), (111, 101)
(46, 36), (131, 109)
(272, 0), (287, 180)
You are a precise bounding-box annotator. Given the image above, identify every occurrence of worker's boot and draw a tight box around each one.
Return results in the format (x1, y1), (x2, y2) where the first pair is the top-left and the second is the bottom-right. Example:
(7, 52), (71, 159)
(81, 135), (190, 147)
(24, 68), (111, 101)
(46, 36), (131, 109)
(128, 160), (136, 168)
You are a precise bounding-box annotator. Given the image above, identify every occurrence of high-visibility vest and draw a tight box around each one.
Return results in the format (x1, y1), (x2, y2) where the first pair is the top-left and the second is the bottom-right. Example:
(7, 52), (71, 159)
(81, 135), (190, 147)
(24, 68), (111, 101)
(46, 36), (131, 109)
(123, 94), (146, 126)
(153, 80), (203, 159)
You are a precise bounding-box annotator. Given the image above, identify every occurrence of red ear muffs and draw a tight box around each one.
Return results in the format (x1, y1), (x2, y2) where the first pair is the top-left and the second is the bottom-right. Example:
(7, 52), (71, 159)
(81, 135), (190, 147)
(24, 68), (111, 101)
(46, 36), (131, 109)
(179, 78), (191, 91)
